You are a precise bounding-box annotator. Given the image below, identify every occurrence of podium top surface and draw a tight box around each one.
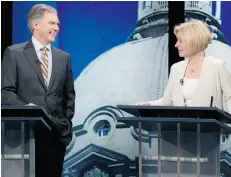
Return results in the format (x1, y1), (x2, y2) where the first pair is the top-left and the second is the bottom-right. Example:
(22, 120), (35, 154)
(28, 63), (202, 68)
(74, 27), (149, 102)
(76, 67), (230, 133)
(1, 106), (54, 132)
(117, 105), (231, 124)
(117, 117), (231, 134)
(1, 105), (50, 121)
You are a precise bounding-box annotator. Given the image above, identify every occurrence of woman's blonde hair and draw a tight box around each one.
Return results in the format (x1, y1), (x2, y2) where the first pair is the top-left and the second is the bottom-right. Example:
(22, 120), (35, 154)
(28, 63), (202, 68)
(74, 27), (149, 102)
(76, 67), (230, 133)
(174, 21), (212, 54)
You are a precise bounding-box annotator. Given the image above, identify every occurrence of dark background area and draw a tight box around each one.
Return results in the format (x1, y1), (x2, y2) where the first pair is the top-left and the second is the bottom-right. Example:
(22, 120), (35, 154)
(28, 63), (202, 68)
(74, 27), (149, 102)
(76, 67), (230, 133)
(1, 1), (13, 59)
(168, 1), (184, 73)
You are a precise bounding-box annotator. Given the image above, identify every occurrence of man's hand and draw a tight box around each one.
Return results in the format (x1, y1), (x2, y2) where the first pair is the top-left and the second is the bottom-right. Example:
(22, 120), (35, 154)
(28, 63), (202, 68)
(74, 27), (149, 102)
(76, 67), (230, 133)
(26, 103), (37, 106)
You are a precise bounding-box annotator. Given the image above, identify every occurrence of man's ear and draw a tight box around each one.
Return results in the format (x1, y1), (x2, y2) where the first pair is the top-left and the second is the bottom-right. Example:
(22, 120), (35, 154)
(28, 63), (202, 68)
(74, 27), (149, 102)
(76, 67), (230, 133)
(33, 22), (40, 31)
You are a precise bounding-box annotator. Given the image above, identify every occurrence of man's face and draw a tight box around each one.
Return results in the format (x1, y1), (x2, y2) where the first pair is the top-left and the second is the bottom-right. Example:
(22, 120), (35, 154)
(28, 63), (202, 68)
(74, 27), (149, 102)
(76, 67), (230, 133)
(175, 32), (192, 57)
(34, 12), (60, 45)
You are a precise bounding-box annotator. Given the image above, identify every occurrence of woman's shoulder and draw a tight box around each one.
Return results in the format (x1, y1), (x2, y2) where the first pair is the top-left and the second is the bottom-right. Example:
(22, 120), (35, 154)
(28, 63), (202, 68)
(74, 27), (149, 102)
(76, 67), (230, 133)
(171, 55), (226, 71)
(205, 55), (226, 69)
(171, 60), (187, 70)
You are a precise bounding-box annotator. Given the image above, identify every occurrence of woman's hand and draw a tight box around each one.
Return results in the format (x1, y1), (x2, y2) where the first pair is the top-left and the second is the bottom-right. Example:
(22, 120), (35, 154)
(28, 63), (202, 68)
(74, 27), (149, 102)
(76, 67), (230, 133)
(136, 101), (151, 106)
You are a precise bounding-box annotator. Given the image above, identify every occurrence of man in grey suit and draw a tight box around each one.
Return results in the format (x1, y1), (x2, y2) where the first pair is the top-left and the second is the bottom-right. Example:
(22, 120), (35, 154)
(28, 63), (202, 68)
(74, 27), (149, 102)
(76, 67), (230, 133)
(1, 4), (75, 177)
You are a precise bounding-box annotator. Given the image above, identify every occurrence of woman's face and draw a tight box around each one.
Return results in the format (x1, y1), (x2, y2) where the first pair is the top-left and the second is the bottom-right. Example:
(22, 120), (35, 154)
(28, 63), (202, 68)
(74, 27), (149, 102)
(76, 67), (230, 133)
(175, 32), (192, 57)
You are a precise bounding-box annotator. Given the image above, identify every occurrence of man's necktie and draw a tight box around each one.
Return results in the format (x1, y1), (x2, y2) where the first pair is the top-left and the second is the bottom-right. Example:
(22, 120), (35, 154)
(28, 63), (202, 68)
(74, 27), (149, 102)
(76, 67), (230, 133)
(41, 47), (48, 88)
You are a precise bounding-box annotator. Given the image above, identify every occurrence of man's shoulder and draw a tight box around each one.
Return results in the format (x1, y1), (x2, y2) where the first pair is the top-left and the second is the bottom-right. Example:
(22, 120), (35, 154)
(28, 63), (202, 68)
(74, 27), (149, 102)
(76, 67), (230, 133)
(51, 45), (70, 57)
(7, 41), (28, 52)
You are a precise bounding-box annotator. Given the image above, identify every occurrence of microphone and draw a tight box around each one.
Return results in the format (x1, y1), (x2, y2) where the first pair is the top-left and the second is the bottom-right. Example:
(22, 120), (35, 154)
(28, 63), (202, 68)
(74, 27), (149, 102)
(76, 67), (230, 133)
(180, 60), (189, 87)
(210, 96), (213, 107)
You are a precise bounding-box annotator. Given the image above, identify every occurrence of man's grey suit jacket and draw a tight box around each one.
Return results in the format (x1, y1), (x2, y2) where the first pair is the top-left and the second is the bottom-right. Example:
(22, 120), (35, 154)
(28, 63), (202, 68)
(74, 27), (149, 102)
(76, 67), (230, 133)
(1, 40), (75, 146)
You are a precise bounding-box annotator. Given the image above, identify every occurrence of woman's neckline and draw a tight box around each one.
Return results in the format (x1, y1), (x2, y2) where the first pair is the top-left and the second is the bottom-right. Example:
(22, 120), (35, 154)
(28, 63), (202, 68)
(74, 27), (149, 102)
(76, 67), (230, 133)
(184, 78), (200, 80)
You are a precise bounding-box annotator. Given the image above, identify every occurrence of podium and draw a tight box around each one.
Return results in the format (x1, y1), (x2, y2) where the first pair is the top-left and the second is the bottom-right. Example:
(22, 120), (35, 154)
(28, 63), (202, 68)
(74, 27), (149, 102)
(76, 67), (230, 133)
(1, 106), (53, 177)
(116, 105), (231, 177)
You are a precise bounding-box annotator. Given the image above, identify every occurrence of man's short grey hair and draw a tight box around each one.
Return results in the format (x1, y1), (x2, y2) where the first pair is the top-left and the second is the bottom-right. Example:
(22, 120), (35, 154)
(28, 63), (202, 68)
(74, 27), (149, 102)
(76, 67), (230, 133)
(27, 4), (57, 33)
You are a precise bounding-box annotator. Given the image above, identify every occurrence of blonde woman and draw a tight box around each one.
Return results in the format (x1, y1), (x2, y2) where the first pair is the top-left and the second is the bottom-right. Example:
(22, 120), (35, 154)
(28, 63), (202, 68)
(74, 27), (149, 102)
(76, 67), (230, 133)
(137, 20), (231, 113)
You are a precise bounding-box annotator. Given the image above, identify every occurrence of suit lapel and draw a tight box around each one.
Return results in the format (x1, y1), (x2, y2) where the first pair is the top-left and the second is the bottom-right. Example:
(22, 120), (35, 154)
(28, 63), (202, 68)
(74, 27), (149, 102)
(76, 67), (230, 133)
(177, 59), (189, 105)
(48, 46), (61, 91)
(191, 55), (211, 106)
(23, 40), (46, 89)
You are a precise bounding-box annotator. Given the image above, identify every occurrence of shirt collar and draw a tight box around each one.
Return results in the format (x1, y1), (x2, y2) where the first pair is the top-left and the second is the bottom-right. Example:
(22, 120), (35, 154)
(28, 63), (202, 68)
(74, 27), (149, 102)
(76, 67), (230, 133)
(31, 36), (51, 53)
